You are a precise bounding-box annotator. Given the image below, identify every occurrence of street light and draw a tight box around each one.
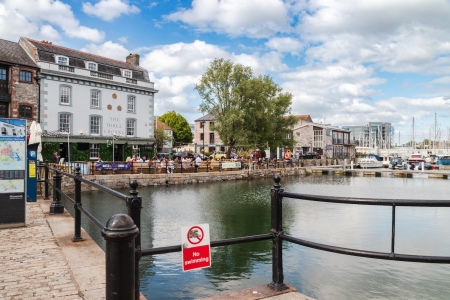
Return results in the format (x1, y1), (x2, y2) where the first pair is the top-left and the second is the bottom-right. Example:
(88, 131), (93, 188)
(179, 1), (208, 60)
(112, 132), (119, 173)
(201, 121), (205, 156)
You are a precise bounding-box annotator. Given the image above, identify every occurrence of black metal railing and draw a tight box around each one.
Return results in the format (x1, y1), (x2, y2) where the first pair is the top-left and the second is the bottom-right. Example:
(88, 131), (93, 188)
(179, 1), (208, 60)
(40, 162), (450, 300)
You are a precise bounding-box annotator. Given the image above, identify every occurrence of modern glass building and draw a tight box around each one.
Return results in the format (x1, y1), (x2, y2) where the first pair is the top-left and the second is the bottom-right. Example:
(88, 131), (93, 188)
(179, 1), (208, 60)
(342, 122), (394, 149)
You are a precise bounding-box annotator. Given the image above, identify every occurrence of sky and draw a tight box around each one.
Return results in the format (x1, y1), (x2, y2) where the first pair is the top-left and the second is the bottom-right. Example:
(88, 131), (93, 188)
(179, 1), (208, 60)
(1, 0), (450, 145)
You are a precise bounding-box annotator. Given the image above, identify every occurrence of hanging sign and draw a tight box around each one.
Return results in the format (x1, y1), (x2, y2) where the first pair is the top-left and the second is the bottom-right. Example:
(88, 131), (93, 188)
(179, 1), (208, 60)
(181, 223), (211, 271)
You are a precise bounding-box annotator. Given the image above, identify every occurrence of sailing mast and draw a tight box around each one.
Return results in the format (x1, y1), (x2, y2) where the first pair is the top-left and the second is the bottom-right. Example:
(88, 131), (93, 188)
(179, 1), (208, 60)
(412, 117), (415, 151)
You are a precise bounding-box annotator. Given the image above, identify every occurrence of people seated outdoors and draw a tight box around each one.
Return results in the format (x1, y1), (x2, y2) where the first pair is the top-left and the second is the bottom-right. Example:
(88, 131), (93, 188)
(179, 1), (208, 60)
(167, 157), (174, 173)
(126, 156), (132, 162)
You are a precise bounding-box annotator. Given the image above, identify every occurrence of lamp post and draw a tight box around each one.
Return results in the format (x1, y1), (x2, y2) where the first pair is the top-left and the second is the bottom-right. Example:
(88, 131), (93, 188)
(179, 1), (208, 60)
(201, 121), (205, 156)
(112, 132), (119, 173)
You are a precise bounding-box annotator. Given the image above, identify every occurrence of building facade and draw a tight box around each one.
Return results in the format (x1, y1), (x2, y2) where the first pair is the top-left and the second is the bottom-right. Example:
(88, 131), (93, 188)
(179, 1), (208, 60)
(293, 123), (355, 159)
(154, 119), (173, 153)
(342, 122), (394, 149)
(19, 38), (157, 161)
(0, 39), (40, 127)
(193, 114), (225, 154)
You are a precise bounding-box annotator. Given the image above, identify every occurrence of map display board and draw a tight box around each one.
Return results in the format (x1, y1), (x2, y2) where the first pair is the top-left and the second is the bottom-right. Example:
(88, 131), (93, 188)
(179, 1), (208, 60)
(0, 119), (26, 227)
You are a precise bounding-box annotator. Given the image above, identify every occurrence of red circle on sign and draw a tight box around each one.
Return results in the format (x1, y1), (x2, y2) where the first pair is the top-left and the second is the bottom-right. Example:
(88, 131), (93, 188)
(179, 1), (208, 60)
(187, 226), (204, 245)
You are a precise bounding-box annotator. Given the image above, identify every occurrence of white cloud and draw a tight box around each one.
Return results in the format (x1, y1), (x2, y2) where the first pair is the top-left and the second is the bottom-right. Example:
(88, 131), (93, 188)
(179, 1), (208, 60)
(265, 37), (303, 54)
(0, 0), (104, 42)
(165, 0), (291, 38)
(82, 0), (140, 21)
(39, 24), (61, 41)
(296, 0), (450, 75)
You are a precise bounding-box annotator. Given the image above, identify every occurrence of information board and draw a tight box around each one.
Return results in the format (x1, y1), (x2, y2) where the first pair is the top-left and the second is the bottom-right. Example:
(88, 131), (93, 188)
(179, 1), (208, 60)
(0, 119), (27, 227)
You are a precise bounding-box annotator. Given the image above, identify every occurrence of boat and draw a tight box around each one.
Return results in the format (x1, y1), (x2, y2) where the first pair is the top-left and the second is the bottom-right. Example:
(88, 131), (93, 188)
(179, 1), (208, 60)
(357, 153), (383, 168)
(437, 155), (450, 165)
(407, 154), (425, 164)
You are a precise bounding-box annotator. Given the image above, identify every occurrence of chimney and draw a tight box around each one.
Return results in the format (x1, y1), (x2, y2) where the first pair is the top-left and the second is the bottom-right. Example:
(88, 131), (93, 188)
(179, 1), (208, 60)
(126, 53), (140, 66)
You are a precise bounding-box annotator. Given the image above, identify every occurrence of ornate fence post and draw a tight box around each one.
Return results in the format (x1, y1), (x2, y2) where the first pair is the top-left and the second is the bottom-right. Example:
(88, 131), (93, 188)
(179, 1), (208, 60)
(127, 180), (142, 300)
(102, 214), (139, 300)
(268, 174), (287, 291)
(72, 165), (84, 242)
(50, 169), (64, 214)
(44, 161), (50, 200)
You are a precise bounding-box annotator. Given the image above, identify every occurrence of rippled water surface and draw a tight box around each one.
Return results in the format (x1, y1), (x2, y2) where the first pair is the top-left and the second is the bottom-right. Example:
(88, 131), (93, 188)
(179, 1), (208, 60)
(70, 175), (450, 300)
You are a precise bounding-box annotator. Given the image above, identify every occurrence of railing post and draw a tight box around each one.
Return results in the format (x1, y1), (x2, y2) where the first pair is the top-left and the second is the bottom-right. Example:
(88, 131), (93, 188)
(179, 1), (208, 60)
(44, 161), (50, 200)
(127, 180), (142, 300)
(72, 165), (84, 242)
(268, 174), (287, 291)
(102, 214), (139, 300)
(50, 169), (64, 214)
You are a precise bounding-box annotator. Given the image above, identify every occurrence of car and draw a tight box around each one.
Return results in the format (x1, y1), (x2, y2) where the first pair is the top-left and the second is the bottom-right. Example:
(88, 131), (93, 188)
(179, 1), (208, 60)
(411, 162), (433, 170)
(300, 151), (320, 159)
(172, 152), (194, 160)
(252, 150), (266, 159)
(210, 151), (227, 160)
(389, 157), (404, 169)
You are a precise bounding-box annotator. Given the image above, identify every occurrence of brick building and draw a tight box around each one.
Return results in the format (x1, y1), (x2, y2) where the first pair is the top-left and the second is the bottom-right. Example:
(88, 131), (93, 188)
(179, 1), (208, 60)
(0, 38), (40, 127)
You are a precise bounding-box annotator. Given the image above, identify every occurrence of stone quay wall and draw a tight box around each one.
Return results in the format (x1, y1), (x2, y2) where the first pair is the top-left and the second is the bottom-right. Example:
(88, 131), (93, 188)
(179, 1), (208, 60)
(51, 167), (309, 194)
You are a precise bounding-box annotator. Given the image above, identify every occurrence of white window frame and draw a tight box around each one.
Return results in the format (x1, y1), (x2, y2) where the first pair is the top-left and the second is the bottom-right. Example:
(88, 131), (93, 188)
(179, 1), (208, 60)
(123, 69), (132, 78)
(60, 85), (71, 105)
(313, 130), (323, 148)
(86, 61), (97, 71)
(59, 112), (72, 133)
(90, 143), (100, 159)
(56, 56), (69, 65)
(90, 115), (101, 135)
(90, 89), (101, 108)
(127, 95), (135, 113)
(126, 118), (136, 137)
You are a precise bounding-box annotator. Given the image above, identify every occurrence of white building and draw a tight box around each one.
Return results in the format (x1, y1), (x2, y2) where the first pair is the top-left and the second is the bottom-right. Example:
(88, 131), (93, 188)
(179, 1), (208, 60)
(19, 38), (157, 160)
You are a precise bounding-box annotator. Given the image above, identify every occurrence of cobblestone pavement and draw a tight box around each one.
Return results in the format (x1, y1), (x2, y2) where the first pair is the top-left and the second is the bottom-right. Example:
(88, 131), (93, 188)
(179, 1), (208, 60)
(0, 202), (82, 300)
(0, 199), (105, 300)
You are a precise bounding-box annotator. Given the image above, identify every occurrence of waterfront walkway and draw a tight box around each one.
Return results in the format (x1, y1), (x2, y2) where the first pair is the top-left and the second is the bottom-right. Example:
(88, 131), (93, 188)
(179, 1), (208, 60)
(0, 199), (311, 300)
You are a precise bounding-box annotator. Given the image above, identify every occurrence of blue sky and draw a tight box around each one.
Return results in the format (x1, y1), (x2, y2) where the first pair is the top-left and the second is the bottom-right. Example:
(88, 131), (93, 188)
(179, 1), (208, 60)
(2, 0), (450, 145)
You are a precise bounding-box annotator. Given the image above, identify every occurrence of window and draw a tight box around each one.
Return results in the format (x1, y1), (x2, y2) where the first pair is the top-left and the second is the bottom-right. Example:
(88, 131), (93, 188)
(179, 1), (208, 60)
(313, 130), (323, 148)
(90, 90), (100, 108)
(57, 56), (68, 65)
(209, 133), (214, 144)
(60, 85), (71, 105)
(18, 105), (32, 118)
(0, 68), (6, 80)
(200, 133), (204, 141)
(126, 119), (136, 136)
(90, 115), (101, 135)
(123, 70), (132, 78)
(59, 113), (71, 132)
(127, 96), (135, 113)
(209, 122), (214, 128)
(90, 143), (100, 159)
(86, 62), (97, 71)
(19, 71), (32, 82)
(0, 103), (8, 117)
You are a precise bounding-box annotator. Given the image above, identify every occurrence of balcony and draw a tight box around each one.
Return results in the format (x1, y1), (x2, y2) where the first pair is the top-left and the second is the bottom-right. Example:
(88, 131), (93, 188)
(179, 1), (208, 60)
(126, 78), (137, 84)
(59, 65), (74, 73)
(90, 71), (113, 80)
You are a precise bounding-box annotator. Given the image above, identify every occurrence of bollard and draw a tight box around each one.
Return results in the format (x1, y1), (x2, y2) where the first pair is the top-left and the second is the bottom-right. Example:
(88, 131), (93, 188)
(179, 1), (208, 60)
(72, 165), (84, 242)
(127, 180), (142, 300)
(268, 174), (288, 291)
(102, 214), (139, 300)
(50, 170), (64, 214)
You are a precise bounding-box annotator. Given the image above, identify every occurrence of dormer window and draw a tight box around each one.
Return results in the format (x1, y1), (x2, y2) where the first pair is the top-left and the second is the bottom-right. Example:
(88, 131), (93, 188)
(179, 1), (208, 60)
(56, 56), (68, 65)
(123, 69), (132, 78)
(86, 62), (97, 71)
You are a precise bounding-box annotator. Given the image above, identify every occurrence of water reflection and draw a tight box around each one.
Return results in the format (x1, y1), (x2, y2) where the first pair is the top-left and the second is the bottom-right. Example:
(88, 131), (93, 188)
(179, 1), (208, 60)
(68, 175), (450, 300)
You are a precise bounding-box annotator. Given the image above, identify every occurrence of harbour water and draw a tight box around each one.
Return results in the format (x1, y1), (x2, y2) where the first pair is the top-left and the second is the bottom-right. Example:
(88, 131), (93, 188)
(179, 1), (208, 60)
(71, 175), (450, 300)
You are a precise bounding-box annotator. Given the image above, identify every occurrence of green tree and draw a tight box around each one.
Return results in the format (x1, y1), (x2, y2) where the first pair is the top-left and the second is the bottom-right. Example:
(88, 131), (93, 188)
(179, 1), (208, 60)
(154, 127), (172, 152)
(158, 111), (193, 145)
(195, 58), (296, 155)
